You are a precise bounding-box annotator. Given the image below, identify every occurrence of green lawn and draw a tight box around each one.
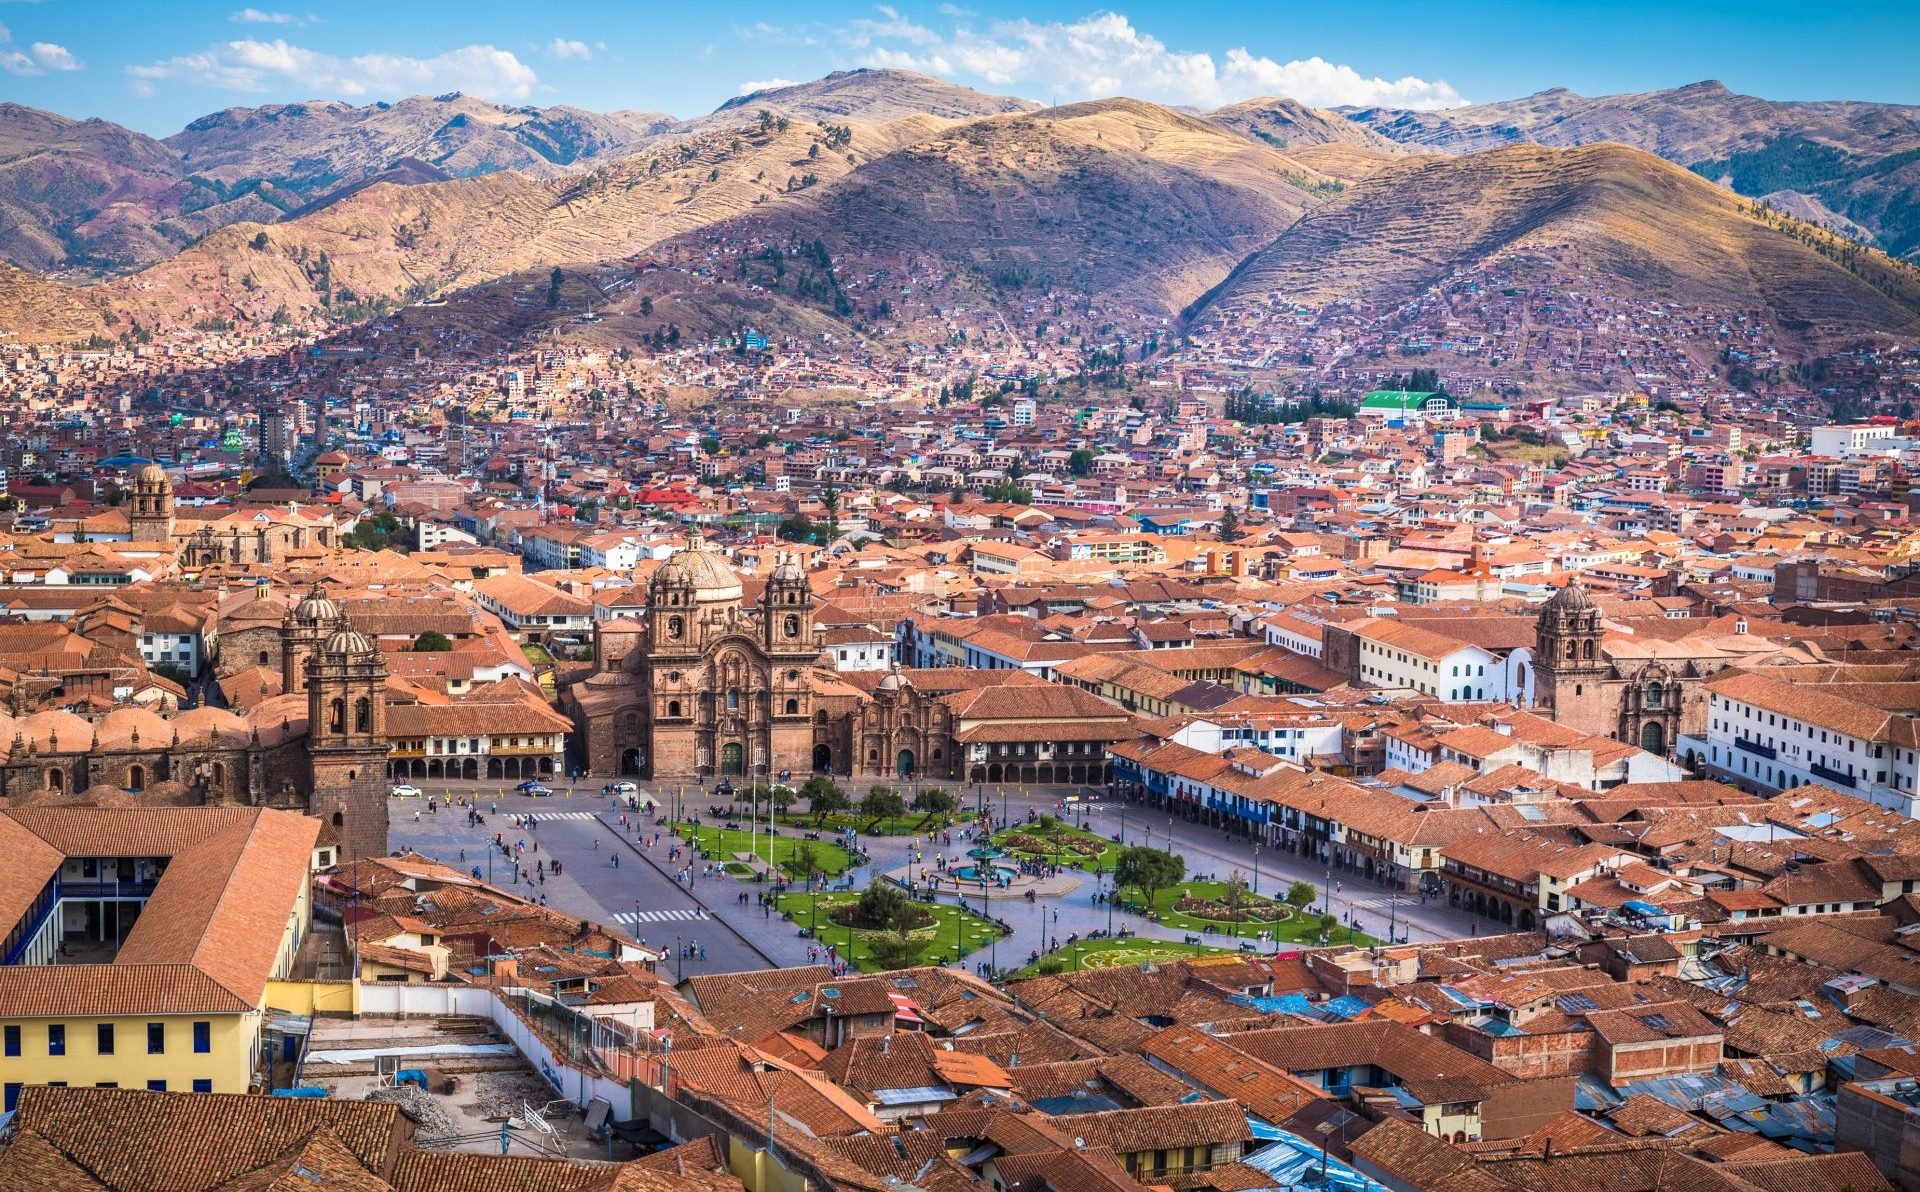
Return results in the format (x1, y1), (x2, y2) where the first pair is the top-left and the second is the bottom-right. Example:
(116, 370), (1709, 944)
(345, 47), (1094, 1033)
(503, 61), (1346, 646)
(1113, 880), (1378, 946)
(673, 824), (853, 879)
(775, 890), (1008, 972)
(776, 811), (952, 837)
(1009, 937), (1232, 978)
(992, 820), (1120, 873)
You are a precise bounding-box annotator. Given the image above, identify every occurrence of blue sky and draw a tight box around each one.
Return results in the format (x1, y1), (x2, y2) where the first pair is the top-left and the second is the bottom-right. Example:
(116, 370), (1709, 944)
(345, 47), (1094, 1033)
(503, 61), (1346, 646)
(4, 0), (1917, 135)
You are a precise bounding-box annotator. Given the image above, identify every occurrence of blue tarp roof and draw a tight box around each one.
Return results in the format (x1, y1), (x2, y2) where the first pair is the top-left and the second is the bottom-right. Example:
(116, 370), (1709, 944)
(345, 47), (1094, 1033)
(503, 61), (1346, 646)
(1322, 996), (1372, 1020)
(1238, 1134), (1392, 1192)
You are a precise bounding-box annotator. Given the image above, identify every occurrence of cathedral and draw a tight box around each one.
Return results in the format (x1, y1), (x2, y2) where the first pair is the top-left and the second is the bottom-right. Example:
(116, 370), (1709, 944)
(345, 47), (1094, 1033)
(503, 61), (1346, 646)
(1530, 578), (1794, 761)
(0, 583), (392, 860)
(566, 536), (958, 782)
(122, 462), (339, 571)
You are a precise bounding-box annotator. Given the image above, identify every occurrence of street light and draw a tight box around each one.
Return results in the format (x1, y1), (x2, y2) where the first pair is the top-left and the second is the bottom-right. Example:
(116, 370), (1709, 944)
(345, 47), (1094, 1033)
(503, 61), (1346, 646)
(675, 933), (683, 982)
(1252, 844), (1262, 896)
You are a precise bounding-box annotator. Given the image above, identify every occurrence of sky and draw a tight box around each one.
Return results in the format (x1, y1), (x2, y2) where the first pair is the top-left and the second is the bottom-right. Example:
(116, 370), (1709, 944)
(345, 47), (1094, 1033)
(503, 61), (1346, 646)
(4, 0), (1918, 135)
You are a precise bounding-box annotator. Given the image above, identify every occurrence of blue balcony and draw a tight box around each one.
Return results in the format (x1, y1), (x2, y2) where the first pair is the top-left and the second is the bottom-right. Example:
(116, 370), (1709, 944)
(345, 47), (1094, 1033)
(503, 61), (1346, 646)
(1733, 735), (1777, 760)
(1809, 762), (1857, 789)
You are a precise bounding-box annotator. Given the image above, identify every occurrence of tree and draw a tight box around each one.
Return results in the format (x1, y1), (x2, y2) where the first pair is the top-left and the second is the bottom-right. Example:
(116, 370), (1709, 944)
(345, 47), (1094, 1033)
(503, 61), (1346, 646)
(639, 295), (653, 317)
(1216, 506), (1241, 543)
(1068, 448), (1096, 477)
(821, 482), (841, 543)
(865, 926), (916, 970)
(1113, 846), (1185, 913)
(803, 776), (850, 821)
(791, 840), (819, 880)
(412, 631), (452, 652)
(1222, 872), (1251, 936)
(860, 786), (906, 823)
(546, 266), (564, 308)
(770, 784), (797, 813)
(1318, 912), (1338, 941)
(854, 880), (914, 931)
(1285, 880), (1316, 909)
(911, 787), (957, 816)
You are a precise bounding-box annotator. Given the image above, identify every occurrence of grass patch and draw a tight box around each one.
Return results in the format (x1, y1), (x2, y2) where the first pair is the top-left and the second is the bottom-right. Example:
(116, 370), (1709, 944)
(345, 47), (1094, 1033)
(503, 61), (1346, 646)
(1009, 936), (1231, 978)
(673, 823), (853, 879)
(992, 819), (1120, 873)
(776, 890), (1007, 972)
(1114, 880), (1377, 946)
(776, 811), (951, 837)
(520, 643), (554, 666)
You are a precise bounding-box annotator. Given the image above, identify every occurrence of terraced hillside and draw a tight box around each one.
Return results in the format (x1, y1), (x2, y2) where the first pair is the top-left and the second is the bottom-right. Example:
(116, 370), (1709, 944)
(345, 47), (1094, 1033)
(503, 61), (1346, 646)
(1208, 97), (1408, 154)
(1196, 142), (1920, 344)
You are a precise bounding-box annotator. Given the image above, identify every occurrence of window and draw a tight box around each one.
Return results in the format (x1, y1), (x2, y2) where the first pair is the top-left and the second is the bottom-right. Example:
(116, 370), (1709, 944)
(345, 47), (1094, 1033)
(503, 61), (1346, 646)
(192, 1079), (212, 1094)
(148, 1022), (165, 1054)
(2, 1026), (16, 1057)
(146, 1080), (167, 1092)
(47, 1024), (64, 1056)
(193, 1022), (210, 1054)
(97, 1024), (114, 1055)
(2, 1084), (18, 1113)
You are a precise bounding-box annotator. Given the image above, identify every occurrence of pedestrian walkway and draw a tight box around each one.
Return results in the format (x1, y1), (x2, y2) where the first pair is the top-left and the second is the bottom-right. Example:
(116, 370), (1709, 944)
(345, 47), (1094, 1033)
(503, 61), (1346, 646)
(523, 811), (598, 820)
(612, 909), (705, 924)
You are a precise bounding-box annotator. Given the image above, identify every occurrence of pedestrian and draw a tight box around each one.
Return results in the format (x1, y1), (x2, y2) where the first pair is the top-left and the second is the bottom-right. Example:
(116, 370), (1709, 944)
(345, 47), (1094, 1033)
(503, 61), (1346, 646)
(612, 853), (619, 869)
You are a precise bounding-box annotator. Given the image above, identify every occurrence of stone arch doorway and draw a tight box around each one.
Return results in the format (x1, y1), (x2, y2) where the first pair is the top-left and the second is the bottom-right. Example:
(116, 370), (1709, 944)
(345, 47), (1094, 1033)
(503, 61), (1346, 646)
(813, 743), (832, 773)
(1640, 720), (1666, 756)
(896, 749), (915, 779)
(720, 742), (745, 776)
(620, 748), (643, 776)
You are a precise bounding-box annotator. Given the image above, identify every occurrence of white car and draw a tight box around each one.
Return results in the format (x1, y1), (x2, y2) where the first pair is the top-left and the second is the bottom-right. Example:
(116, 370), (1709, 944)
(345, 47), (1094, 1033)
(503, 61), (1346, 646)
(389, 784), (423, 798)
(606, 781), (639, 795)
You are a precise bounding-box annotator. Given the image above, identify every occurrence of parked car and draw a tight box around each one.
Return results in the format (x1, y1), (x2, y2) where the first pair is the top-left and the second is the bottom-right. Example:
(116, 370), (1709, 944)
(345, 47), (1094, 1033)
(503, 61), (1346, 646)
(389, 784), (423, 799)
(604, 780), (639, 796)
(523, 784), (555, 797)
(515, 779), (549, 793)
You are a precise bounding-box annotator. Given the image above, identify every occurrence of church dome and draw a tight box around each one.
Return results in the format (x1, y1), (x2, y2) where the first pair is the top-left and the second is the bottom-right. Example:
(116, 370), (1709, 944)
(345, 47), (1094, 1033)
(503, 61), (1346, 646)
(652, 531), (743, 604)
(293, 583), (340, 625)
(134, 462), (170, 488)
(1544, 578), (1593, 612)
(324, 621), (376, 657)
(770, 551), (804, 583)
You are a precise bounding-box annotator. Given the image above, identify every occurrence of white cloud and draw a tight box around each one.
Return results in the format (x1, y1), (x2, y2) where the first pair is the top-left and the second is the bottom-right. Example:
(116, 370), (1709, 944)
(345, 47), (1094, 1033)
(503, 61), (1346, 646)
(545, 37), (591, 60)
(837, 9), (1465, 110)
(126, 38), (538, 100)
(229, 8), (313, 24)
(737, 77), (795, 95)
(0, 21), (78, 74)
(28, 40), (78, 70)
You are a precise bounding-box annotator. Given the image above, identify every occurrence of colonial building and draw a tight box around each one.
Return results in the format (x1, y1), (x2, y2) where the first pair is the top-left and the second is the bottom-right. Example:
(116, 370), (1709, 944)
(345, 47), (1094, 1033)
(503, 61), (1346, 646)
(0, 584), (392, 860)
(1530, 579), (1795, 759)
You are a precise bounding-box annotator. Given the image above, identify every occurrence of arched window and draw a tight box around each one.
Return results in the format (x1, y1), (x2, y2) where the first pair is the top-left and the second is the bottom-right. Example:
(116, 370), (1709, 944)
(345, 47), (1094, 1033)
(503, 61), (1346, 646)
(784, 614), (800, 637)
(1645, 683), (1663, 709)
(47, 769), (63, 792)
(330, 698), (346, 733)
(129, 764), (145, 790)
(1566, 640), (1578, 660)
(785, 698), (799, 715)
(331, 811), (343, 827)
(212, 762), (226, 786)
(668, 700), (682, 718)
(815, 710), (828, 725)
(728, 690), (740, 711)
(667, 615), (684, 638)
(355, 697), (372, 732)
(1582, 640), (1595, 660)
(258, 650), (270, 666)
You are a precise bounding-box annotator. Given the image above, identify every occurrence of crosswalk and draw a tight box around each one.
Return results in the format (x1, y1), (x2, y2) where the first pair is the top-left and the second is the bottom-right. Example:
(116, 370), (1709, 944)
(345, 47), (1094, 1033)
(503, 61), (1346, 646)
(519, 811), (599, 820)
(612, 909), (705, 924)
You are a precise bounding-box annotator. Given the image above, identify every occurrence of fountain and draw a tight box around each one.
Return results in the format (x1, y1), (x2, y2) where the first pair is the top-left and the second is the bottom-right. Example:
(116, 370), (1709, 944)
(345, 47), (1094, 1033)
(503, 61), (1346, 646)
(956, 844), (1016, 885)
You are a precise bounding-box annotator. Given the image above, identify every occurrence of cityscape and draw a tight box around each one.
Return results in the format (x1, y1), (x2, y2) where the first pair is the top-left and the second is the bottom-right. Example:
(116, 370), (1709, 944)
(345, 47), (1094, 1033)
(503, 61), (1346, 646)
(3, 2), (1920, 1189)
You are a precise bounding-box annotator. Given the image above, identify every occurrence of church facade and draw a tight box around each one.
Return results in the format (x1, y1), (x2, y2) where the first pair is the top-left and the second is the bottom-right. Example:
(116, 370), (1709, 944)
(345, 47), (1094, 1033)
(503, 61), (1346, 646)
(0, 583), (392, 859)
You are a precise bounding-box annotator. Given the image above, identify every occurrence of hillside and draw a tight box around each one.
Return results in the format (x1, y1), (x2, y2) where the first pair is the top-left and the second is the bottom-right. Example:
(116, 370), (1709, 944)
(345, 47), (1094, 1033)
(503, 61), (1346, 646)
(104, 113), (954, 334)
(0, 262), (103, 341)
(1208, 97), (1407, 154)
(164, 94), (673, 188)
(665, 98), (1328, 320)
(1347, 81), (1920, 259)
(1193, 142), (1920, 345)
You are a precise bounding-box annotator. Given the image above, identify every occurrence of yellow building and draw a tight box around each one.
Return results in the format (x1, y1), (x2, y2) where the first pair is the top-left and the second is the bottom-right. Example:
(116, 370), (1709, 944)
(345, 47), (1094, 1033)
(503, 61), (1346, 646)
(0, 807), (319, 1109)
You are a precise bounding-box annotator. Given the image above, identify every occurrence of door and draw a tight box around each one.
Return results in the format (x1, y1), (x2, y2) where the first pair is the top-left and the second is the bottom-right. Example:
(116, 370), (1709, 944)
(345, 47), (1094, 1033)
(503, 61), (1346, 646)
(1640, 720), (1665, 756)
(896, 749), (915, 779)
(720, 742), (744, 776)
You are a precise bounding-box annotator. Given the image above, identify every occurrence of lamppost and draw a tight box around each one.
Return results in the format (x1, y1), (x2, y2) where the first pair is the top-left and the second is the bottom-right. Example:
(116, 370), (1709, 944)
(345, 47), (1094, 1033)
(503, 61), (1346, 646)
(1252, 844), (1262, 896)
(675, 933), (684, 982)
(1323, 868), (1331, 916)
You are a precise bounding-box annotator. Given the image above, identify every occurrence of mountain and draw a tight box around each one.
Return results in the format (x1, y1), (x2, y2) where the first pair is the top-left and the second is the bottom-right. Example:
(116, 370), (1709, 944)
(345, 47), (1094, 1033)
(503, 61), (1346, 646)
(104, 112), (956, 334)
(0, 261), (103, 341)
(1346, 81), (1920, 259)
(0, 103), (202, 272)
(1207, 97), (1407, 154)
(164, 94), (673, 189)
(702, 69), (1039, 128)
(1191, 142), (1920, 346)
(487, 97), (1336, 346)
